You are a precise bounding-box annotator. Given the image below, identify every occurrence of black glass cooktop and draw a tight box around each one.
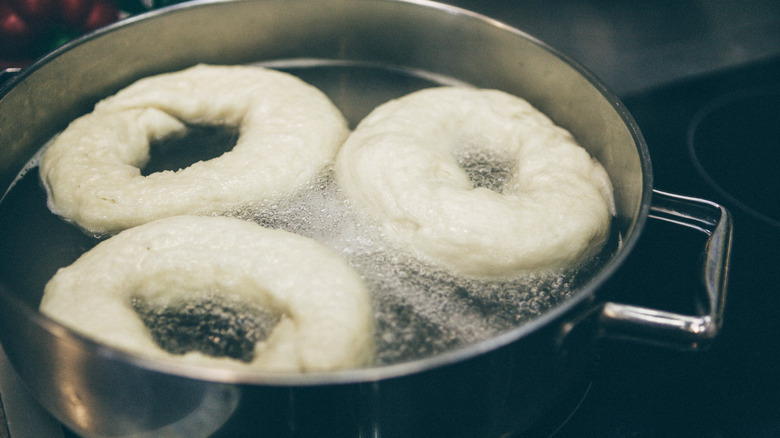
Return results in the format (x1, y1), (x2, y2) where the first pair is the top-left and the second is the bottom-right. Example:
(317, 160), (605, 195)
(552, 55), (780, 438)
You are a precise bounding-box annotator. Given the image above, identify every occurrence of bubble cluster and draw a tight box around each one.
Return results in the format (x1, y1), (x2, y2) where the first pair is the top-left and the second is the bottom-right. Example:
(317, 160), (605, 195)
(456, 148), (515, 193)
(227, 168), (599, 365)
(133, 296), (280, 362)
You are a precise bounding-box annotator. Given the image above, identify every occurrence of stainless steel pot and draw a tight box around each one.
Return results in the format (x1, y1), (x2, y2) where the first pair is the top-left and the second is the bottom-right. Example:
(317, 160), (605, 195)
(0, 1), (732, 437)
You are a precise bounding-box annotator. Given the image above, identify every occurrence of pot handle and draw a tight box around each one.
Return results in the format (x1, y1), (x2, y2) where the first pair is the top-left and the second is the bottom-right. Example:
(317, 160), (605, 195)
(597, 189), (732, 350)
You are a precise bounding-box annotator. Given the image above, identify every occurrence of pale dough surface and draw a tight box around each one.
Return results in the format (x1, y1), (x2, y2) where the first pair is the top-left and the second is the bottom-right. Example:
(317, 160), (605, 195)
(40, 64), (348, 234)
(39, 215), (375, 372)
(335, 87), (615, 277)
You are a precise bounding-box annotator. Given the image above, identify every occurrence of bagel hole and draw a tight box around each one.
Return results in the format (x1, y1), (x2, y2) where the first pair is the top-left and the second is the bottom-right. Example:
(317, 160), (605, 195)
(142, 124), (239, 176)
(455, 149), (515, 193)
(132, 297), (280, 362)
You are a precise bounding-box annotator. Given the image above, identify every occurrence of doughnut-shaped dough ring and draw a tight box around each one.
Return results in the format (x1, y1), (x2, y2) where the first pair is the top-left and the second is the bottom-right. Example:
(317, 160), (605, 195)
(335, 87), (614, 277)
(40, 64), (349, 234)
(39, 216), (375, 372)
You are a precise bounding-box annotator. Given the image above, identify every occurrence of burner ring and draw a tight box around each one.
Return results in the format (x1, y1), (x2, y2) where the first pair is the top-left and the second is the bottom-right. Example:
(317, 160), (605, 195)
(687, 90), (780, 228)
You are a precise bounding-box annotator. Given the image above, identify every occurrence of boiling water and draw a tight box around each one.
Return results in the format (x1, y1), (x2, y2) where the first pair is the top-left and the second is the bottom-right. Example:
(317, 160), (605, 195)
(229, 168), (601, 365)
(0, 62), (614, 367)
(456, 149), (515, 193)
(132, 296), (280, 363)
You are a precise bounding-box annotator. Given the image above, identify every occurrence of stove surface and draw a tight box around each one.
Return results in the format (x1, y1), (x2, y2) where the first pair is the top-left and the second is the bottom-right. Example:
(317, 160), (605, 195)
(552, 55), (780, 438)
(448, 0), (780, 96)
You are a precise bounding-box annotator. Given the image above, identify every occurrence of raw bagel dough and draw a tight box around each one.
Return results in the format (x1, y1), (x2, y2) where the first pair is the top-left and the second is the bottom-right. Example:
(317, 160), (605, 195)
(335, 87), (614, 277)
(40, 64), (348, 234)
(39, 215), (375, 372)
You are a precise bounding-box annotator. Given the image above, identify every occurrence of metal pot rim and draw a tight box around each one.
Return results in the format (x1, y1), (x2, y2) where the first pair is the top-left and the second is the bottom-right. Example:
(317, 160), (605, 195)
(0, 0), (653, 387)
